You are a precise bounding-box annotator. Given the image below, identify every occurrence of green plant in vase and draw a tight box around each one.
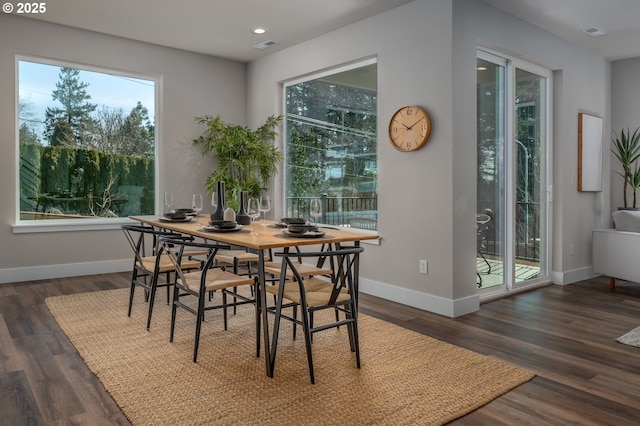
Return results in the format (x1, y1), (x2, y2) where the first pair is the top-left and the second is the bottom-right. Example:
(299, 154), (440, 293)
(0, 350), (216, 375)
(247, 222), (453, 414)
(192, 114), (283, 210)
(612, 127), (640, 209)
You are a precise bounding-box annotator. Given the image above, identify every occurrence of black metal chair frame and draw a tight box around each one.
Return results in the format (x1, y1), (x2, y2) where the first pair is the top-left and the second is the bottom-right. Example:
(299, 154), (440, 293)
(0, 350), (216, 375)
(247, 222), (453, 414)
(160, 237), (259, 363)
(269, 246), (364, 384)
(121, 224), (198, 329)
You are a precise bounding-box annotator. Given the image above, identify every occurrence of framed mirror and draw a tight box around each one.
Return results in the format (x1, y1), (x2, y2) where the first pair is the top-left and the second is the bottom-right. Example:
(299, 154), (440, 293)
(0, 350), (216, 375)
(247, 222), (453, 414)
(578, 113), (603, 192)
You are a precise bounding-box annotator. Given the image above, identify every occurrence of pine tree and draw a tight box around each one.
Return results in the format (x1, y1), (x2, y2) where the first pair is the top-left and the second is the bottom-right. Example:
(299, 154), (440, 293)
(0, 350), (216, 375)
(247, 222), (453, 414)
(43, 67), (97, 147)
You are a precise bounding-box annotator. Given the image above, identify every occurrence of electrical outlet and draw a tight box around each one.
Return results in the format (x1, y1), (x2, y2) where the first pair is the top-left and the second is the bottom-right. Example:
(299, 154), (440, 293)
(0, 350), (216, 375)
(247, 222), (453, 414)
(419, 260), (428, 274)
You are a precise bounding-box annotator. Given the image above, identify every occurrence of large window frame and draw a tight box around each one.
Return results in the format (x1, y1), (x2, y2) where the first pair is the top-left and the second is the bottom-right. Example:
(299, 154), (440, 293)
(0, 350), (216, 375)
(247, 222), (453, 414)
(14, 56), (161, 233)
(282, 58), (378, 233)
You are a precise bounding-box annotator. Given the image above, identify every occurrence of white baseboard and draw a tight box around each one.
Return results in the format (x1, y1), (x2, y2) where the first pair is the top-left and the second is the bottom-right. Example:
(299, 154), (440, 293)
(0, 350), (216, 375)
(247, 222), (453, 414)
(0, 259), (131, 284)
(360, 277), (480, 318)
(551, 266), (596, 286)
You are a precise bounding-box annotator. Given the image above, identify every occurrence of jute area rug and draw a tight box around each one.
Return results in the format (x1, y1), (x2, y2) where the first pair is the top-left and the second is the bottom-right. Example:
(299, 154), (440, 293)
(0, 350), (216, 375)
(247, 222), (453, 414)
(618, 325), (640, 348)
(46, 288), (534, 425)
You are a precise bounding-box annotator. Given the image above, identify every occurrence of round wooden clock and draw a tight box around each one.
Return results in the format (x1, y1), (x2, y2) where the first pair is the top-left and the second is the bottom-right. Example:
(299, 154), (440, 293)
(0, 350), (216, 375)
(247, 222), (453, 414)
(388, 105), (432, 152)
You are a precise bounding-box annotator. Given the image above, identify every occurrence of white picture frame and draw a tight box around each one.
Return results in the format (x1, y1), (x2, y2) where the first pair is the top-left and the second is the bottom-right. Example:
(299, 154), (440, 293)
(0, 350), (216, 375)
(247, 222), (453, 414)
(578, 112), (603, 192)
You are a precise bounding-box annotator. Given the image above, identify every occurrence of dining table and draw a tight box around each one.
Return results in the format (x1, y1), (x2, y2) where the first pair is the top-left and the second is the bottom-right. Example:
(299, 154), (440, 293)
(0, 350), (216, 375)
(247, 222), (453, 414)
(128, 214), (379, 377)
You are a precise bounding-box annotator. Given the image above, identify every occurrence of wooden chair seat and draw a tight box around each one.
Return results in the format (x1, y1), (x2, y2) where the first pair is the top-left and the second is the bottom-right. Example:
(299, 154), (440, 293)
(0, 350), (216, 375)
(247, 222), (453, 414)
(181, 268), (255, 293)
(138, 253), (200, 274)
(216, 249), (260, 264)
(265, 276), (350, 307)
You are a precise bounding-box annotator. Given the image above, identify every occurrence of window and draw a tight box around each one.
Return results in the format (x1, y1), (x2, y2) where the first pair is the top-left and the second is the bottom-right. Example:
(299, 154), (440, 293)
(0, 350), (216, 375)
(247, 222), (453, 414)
(17, 58), (157, 225)
(284, 59), (377, 231)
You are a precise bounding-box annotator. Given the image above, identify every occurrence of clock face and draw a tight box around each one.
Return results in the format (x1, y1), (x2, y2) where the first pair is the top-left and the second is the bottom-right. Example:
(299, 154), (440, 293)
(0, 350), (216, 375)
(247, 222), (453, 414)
(388, 106), (432, 152)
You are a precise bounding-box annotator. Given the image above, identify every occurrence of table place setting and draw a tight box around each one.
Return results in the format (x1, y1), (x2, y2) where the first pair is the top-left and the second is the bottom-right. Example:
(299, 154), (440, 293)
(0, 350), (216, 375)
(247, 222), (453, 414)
(158, 210), (195, 223)
(271, 217), (328, 238)
(202, 220), (244, 233)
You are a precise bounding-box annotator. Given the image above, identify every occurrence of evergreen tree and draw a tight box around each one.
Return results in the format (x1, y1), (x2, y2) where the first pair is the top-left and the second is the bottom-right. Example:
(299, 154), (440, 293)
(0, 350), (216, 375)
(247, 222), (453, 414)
(119, 102), (155, 157)
(43, 67), (97, 147)
(19, 123), (39, 145)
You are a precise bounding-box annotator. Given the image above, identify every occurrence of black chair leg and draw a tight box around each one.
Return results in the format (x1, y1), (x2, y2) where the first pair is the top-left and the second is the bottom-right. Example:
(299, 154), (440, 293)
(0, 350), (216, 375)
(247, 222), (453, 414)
(128, 280), (136, 317)
(193, 291), (206, 363)
(300, 307), (315, 384)
(169, 287), (179, 343)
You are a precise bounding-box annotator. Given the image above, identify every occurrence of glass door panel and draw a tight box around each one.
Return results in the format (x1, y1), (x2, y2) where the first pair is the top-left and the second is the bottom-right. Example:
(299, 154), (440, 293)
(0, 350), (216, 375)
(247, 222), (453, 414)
(477, 56), (505, 290)
(477, 51), (551, 293)
(514, 67), (548, 285)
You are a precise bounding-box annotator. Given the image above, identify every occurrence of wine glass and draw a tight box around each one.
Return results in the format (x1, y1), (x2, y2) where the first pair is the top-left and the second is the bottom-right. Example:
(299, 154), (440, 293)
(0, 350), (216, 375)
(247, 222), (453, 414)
(211, 192), (217, 210)
(247, 197), (261, 235)
(310, 198), (322, 225)
(192, 194), (203, 225)
(163, 191), (173, 213)
(260, 195), (271, 226)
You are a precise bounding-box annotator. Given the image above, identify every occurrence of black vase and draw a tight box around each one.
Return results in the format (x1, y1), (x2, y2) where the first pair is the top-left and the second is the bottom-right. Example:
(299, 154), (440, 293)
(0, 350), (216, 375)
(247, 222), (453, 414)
(210, 181), (226, 222)
(236, 191), (251, 225)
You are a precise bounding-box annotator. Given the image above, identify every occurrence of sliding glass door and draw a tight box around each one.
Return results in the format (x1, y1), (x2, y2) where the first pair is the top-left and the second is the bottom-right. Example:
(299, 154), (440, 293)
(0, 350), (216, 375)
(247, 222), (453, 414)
(477, 50), (551, 294)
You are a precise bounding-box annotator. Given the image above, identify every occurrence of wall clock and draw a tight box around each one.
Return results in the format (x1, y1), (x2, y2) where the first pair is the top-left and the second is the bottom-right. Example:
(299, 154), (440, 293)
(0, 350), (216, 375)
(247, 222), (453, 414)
(388, 105), (432, 152)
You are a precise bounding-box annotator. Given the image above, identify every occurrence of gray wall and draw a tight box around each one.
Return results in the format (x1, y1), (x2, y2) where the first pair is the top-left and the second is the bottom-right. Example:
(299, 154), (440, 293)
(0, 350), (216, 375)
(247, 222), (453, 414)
(452, 0), (611, 287)
(0, 0), (618, 317)
(248, 0), (611, 316)
(0, 14), (246, 281)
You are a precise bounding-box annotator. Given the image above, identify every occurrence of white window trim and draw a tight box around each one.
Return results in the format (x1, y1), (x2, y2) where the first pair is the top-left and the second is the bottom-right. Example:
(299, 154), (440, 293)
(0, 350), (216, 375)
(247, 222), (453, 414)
(281, 57), (379, 237)
(14, 55), (162, 233)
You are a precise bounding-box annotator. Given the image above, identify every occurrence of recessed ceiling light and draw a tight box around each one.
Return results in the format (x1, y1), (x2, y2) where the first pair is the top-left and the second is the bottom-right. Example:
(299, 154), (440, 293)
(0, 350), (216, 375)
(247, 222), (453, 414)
(582, 26), (607, 37)
(477, 66), (488, 71)
(252, 27), (267, 35)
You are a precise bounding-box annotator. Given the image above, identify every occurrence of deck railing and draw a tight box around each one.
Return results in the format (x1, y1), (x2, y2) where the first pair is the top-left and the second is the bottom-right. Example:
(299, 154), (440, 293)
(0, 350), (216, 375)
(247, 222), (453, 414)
(480, 201), (540, 262)
(286, 195), (377, 229)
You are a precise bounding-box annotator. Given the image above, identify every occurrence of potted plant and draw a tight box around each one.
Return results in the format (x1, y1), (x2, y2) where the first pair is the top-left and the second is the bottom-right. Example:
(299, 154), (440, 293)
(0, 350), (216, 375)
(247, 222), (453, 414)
(192, 114), (283, 210)
(627, 164), (640, 209)
(612, 127), (640, 209)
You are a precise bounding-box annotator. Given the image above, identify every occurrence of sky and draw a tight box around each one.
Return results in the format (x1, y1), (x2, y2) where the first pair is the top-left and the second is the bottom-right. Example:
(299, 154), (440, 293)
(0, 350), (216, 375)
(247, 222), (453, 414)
(18, 60), (156, 142)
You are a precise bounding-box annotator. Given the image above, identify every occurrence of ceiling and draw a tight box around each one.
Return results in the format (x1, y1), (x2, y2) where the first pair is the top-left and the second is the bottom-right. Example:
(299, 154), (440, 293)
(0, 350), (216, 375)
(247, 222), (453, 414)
(19, 0), (413, 62)
(481, 0), (640, 61)
(19, 0), (640, 62)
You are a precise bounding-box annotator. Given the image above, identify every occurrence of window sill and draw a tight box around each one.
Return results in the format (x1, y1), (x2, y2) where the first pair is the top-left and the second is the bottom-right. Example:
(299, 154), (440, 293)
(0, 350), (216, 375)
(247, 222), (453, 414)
(12, 217), (136, 234)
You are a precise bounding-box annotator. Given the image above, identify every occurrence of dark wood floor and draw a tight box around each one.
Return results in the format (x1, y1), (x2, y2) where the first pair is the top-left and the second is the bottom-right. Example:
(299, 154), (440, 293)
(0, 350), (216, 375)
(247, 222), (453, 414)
(1, 273), (639, 425)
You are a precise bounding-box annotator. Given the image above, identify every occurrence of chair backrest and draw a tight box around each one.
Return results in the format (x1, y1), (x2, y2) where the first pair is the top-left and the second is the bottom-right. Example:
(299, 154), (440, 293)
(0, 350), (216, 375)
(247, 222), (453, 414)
(121, 224), (190, 272)
(275, 246), (364, 305)
(158, 237), (229, 289)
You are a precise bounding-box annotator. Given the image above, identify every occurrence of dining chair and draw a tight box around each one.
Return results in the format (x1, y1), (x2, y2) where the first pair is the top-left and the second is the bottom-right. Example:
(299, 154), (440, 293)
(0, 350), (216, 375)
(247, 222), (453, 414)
(121, 224), (202, 330)
(214, 246), (267, 314)
(263, 245), (332, 280)
(263, 245), (333, 339)
(269, 245), (364, 384)
(215, 247), (261, 276)
(159, 237), (259, 363)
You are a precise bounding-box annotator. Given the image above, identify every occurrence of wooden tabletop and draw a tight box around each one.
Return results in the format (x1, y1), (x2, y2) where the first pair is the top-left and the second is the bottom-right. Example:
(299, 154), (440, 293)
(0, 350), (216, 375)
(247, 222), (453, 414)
(129, 215), (379, 250)
(130, 214), (377, 378)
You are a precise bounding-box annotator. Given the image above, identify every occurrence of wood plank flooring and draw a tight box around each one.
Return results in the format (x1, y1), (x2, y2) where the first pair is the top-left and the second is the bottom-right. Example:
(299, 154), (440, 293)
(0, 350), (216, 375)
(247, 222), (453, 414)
(1, 273), (639, 425)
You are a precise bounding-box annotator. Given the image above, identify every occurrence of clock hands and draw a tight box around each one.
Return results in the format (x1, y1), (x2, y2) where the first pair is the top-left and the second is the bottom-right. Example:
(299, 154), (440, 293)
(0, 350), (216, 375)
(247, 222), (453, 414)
(394, 116), (423, 131)
(405, 116), (425, 131)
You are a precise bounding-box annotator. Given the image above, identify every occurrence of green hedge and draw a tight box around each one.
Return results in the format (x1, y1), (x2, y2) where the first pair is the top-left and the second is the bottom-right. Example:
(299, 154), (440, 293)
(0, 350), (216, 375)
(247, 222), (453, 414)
(20, 144), (155, 217)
